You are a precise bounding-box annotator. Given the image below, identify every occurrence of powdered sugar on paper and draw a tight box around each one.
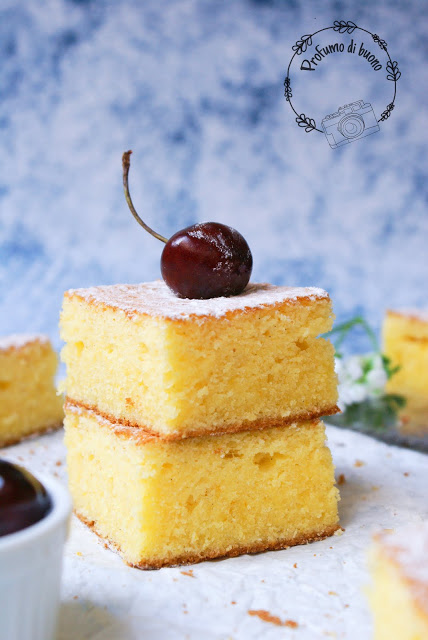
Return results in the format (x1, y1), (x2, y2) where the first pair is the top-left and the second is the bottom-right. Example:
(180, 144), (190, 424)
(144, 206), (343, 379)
(2, 424), (428, 640)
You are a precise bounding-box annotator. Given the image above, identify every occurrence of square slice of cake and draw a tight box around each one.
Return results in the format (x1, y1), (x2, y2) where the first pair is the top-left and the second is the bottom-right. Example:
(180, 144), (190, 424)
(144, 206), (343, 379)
(0, 335), (64, 447)
(64, 401), (340, 568)
(369, 524), (428, 640)
(60, 281), (338, 439)
(383, 310), (428, 433)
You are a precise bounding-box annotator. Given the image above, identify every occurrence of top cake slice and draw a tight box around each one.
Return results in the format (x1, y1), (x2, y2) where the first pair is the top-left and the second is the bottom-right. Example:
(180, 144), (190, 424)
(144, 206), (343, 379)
(60, 280), (338, 439)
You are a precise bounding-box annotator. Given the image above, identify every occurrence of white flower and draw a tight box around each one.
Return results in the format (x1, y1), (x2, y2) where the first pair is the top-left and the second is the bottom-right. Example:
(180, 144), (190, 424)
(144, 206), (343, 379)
(334, 358), (345, 378)
(344, 356), (364, 382)
(335, 352), (388, 410)
(337, 381), (368, 410)
(366, 360), (388, 395)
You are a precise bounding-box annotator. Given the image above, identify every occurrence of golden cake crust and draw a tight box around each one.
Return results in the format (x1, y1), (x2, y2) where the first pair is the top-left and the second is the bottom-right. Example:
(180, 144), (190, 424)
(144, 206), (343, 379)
(76, 510), (341, 570)
(65, 398), (340, 441)
(386, 309), (428, 325)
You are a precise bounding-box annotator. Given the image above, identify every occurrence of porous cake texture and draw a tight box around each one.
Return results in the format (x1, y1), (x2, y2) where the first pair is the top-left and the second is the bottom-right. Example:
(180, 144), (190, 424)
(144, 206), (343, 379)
(0, 335), (64, 447)
(383, 310), (428, 433)
(65, 402), (340, 569)
(60, 281), (339, 439)
(369, 523), (428, 640)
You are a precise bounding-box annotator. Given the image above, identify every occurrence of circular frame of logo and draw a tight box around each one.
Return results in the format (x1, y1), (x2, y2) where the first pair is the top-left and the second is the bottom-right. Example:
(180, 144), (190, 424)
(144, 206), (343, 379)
(283, 21), (401, 134)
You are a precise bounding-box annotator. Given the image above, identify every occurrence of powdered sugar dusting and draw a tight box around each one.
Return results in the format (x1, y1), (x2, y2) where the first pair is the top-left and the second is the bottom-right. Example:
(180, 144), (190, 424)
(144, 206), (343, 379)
(388, 309), (428, 323)
(66, 280), (329, 320)
(0, 334), (49, 351)
(377, 521), (428, 614)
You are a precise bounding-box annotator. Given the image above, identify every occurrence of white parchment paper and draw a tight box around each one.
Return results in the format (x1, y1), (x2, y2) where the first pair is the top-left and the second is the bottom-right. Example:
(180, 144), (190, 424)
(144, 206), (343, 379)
(2, 425), (427, 640)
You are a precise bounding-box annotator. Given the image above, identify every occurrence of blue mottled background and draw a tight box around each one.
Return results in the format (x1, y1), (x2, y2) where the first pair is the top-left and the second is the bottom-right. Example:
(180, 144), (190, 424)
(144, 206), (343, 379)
(1, 0), (427, 348)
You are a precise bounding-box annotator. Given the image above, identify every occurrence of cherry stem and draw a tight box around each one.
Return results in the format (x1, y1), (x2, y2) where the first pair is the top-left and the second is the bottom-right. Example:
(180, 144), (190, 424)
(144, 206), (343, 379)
(122, 150), (168, 244)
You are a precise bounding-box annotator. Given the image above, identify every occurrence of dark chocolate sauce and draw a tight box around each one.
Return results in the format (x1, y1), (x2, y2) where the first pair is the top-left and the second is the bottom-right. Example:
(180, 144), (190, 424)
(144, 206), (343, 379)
(0, 459), (52, 537)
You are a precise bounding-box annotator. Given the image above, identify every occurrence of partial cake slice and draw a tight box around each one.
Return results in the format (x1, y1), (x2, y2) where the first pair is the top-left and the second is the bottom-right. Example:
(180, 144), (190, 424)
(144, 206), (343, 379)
(65, 401), (340, 568)
(0, 335), (64, 447)
(60, 281), (338, 439)
(369, 523), (428, 639)
(383, 309), (428, 433)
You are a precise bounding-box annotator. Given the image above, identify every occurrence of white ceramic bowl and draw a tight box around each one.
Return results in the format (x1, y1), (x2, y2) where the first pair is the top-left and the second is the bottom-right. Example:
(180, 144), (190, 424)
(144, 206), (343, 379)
(0, 470), (72, 640)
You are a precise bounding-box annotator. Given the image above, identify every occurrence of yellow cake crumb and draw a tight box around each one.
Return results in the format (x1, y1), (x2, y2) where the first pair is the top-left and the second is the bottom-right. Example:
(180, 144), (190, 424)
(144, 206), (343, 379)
(60, 281), (338, 439)
(0, 335), (64, 447)
(369, 523), (428, 639)
(383, 310), (428, 433)
(64, 402), (340, 569)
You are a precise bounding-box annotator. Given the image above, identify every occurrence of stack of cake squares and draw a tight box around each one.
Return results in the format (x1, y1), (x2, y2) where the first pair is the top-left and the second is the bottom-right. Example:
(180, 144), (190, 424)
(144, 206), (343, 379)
(60, 280), (340, 569)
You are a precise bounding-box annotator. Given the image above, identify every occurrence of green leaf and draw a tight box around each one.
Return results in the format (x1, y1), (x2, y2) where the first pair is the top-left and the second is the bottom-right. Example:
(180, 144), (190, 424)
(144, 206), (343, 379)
(381, 355), (401, 380)
(329, 393), (406, 431)
(325, 315), (379, 357)
(327, 314), (406, 432)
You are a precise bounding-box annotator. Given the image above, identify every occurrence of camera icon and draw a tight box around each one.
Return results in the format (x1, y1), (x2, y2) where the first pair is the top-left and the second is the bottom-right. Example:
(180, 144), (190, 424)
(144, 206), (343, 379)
(321, 100), (380, 149)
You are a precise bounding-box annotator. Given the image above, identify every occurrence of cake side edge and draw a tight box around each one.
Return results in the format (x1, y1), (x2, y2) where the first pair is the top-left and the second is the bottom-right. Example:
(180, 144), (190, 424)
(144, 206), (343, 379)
(75, 510), (341, 570)
(65, 398), (341, 441)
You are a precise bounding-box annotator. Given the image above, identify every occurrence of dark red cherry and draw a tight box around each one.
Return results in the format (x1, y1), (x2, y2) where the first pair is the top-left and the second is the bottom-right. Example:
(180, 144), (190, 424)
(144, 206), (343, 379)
(160, 222), (252, 299)
(0, 459), (52, 537)
(122, 151), (253, 299)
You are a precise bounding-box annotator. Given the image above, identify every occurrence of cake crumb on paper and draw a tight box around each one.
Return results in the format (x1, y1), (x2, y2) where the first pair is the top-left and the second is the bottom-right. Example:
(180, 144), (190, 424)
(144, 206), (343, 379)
(328, 591), (338, 596)
(293, 563), (298, 568)
(403, 472), (410, 477)
(180, 570), (195, 578)
(285, 620), (298, 629)
(337, 473), (346, 485)
(354, 460), (365, 467)
(231, 601), (236, 605)
(248, 610), (298, 628)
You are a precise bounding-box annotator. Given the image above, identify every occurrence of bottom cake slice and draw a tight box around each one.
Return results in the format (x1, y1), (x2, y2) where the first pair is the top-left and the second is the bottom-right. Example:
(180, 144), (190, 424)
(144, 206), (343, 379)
(64, 402), (340, 569)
